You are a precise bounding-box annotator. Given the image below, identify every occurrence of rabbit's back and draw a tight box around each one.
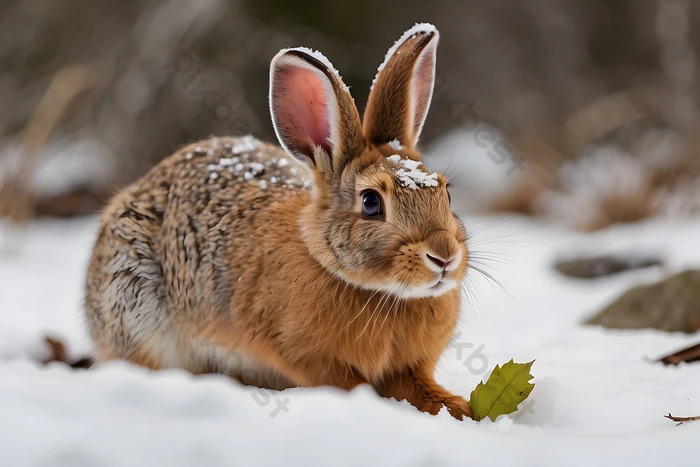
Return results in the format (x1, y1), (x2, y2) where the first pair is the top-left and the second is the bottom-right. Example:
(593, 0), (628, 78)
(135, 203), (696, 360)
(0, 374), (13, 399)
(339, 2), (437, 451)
(84, 135), (310, 376)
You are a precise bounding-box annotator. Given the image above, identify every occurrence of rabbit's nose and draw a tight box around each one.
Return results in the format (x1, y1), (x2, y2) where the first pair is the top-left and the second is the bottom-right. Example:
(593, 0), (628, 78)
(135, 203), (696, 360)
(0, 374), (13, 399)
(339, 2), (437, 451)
(425, 251), (460, 271)
(423, 230), (462, 272)
(426, 253), (448, 269)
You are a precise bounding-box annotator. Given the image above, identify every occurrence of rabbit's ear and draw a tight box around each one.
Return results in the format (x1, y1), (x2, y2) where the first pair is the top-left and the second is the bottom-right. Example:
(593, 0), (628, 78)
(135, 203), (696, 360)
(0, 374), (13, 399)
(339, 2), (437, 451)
(363, 24), (439, 150)
(270, 48), (363, 175)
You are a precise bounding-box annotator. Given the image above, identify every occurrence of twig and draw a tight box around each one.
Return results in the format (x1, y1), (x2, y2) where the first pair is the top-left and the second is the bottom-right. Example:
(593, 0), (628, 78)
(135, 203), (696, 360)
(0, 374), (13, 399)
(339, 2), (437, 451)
(665, 413), (700, 425)
(658, 342), (700, 365)
(43, 336), (93, 369)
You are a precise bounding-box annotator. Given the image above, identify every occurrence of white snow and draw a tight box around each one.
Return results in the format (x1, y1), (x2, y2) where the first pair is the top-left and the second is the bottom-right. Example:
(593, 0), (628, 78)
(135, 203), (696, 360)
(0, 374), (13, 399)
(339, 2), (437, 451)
(387, 154), (439, 189)
(231, 135), (259, 154)
(427, 128), (700, 227)
(217, 157), (238, 166)
(536, 147), (651, 229)
(207, 151), (271, 183)
(0, 139), (117, 197)
(426, 125), (531, 212)
(536, 144), (700, 229)
(249, 162), (265, 174)
(1, 214), (699, 466)
(388, 139), (404, 151)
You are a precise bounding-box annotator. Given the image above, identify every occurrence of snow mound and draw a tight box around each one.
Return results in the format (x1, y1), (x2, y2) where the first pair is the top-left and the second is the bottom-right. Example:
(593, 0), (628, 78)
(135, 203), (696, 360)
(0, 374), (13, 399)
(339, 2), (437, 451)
(1, 215), (700, 466)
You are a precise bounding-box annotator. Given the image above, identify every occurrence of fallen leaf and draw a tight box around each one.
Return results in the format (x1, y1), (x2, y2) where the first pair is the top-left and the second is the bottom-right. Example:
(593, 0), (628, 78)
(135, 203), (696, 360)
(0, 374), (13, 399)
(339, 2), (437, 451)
(469, 359), (535, 422)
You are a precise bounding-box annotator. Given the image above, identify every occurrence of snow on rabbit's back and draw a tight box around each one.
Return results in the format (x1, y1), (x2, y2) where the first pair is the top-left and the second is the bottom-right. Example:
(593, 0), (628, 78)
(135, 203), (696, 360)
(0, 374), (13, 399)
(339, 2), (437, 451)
(84, 23), (474, 420)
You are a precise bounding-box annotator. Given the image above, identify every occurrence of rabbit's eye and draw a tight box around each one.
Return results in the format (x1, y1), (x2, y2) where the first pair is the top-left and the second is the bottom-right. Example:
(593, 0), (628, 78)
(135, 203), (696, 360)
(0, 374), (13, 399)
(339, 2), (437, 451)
(447, 190), (452, 205)
(362, 191), (383, 218)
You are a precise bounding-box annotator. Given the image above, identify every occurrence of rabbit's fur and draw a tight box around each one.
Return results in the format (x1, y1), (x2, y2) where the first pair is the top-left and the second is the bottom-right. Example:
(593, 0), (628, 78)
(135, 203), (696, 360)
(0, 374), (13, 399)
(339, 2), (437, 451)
(85, 23), (473, 419)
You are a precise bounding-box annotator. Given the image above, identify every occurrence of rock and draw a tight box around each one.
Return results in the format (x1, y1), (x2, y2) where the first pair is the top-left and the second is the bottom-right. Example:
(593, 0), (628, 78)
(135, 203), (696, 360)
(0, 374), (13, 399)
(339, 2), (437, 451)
(555, 255), (662, 279)
(586, 269), (700, 333)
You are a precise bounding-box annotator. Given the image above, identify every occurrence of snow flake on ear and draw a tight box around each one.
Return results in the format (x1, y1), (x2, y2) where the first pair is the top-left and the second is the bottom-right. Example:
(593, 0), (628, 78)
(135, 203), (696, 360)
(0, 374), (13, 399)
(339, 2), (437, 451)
(387, 154), (438, 189)
(388, 139), (403, 151)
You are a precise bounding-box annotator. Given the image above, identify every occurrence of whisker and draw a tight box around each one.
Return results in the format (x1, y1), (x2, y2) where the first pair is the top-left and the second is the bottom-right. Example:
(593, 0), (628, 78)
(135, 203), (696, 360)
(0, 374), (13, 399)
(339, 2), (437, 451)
(373, 283), (406, 341)
(468, 264), (499, 296)
(468, 256), (530, 274)
(439, 150), (459, 181)
(469, 250), (532, 262)
(383, 221), (412, 245)
(444, 146), (478, 184)
(468, 238), (541, 247)
(460, 276), (484, 329)
(463, 219), (520, 241)
(467, 264), (520, 305)
(358, 290), (392, 340)
(342, 288), (380, 333)
(444, 182), (477, 191)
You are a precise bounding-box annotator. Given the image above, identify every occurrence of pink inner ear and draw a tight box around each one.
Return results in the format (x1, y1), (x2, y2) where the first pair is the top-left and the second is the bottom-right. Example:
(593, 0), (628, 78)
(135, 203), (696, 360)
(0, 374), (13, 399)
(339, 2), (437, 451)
(411, 42), (436, 138)
(273, 65), (333, 158)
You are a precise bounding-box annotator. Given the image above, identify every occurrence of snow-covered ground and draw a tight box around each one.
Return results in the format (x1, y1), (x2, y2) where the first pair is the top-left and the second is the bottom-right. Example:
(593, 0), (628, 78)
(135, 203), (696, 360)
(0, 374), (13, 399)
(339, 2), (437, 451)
(1, 214), (699, 467)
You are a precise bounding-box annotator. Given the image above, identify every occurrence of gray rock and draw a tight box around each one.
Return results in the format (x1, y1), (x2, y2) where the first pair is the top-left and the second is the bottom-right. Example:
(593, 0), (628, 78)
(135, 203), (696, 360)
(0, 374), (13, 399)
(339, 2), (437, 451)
(586, 269), (700, 333)
(555, 255), (662, 279)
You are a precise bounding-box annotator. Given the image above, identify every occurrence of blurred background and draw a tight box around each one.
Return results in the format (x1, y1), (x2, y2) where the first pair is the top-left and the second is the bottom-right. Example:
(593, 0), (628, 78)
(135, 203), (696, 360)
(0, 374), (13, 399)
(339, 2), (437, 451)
(0, 2), (699, 451)
(1, 0), (699, 229)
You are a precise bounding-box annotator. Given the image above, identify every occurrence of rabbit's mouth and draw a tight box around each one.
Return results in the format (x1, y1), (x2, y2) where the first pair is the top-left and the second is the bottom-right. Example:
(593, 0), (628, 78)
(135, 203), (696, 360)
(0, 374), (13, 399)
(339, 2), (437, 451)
(401, 277), (458, 298)
(427, 277), (455, 294)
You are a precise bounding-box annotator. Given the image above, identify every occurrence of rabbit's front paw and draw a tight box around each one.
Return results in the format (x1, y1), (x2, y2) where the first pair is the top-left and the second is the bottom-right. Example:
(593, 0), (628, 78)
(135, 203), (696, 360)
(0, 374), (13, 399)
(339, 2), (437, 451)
(440, 395), (473, 421)
(374, 367), (474, 420)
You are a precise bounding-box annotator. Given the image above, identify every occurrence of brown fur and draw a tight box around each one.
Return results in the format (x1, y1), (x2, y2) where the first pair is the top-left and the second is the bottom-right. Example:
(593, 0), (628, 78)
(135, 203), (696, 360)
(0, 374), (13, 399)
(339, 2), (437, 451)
(364, 30), (437, 149)
(84, 25), (473, 420)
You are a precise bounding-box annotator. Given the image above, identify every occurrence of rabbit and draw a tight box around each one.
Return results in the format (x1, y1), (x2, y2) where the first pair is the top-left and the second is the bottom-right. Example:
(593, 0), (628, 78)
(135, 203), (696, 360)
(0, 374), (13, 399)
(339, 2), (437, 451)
(84, 23), (473, 420)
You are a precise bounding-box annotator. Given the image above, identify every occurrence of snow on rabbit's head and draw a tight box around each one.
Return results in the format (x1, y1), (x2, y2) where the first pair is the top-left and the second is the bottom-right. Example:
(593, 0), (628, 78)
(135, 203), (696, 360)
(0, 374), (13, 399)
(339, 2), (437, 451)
(269, 24), (467, 299)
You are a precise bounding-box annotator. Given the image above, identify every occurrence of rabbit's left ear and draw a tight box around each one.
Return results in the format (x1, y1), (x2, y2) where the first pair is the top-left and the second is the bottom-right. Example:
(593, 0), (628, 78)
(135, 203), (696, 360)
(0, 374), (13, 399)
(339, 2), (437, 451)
(363, 24), (439, 150)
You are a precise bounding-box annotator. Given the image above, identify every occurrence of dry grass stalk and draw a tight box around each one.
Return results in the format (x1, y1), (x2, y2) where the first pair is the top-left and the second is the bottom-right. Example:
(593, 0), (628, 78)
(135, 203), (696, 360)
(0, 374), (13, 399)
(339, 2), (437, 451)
(0, 64), (96, 224)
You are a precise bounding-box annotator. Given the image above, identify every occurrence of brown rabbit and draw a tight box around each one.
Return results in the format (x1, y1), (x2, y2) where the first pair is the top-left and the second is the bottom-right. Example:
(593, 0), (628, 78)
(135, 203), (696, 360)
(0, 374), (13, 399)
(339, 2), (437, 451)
(84, 23), (472, 420)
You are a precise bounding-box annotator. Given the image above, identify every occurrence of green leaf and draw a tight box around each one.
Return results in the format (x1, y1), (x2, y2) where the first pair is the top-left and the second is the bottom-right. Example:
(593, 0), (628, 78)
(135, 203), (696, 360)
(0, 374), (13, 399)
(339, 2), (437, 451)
(469, 359), (535, 422)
